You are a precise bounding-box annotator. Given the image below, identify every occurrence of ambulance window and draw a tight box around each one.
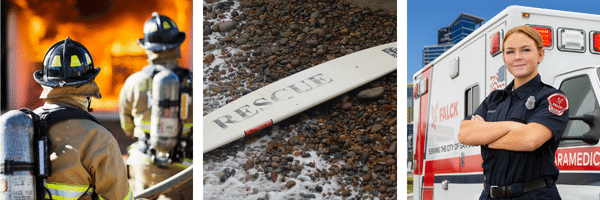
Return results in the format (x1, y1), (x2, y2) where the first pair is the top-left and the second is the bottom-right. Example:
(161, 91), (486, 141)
(559, 75), (598, 146)
(464, 85), (480, 117)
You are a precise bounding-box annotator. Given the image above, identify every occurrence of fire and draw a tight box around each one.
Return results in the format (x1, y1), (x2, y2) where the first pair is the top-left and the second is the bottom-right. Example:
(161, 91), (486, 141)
(5, 0), (192, 112)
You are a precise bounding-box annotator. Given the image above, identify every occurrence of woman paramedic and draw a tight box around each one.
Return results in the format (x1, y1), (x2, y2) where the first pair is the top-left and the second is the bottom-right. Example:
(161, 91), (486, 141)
(458, 25), (569, 199)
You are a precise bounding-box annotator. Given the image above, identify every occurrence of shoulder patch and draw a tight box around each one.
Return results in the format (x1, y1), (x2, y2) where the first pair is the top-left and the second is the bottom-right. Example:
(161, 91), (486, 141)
(547, 93), (569, 116)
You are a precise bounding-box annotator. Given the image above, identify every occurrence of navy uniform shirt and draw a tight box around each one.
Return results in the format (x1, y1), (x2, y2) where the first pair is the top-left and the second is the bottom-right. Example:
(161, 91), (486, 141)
(467, 74), (569, 199)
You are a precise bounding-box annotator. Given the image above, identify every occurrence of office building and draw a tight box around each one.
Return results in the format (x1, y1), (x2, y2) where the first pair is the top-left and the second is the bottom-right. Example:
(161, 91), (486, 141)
(450, 13), (485, 45)
(423, 44), (453, 67)
(423, 13), (484, 66)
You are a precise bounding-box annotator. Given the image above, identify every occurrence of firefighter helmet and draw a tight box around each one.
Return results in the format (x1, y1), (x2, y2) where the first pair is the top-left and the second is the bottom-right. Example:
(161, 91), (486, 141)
(138, 12), (186, 51)
(34, 37), (100, 88)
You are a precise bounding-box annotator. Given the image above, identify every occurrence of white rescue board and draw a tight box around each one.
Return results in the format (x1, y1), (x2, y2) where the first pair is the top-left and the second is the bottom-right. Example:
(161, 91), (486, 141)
(203, 42), (397, 153)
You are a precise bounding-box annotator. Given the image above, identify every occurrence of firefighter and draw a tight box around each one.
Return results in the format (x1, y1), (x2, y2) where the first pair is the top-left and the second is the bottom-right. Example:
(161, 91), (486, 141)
(119, 12), (193, 199)
(458, 25), (569, 199)
(32, 37), (133, 199)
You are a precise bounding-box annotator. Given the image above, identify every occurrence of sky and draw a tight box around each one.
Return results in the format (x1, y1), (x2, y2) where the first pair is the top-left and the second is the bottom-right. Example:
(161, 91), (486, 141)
(406, 0), (600, 83)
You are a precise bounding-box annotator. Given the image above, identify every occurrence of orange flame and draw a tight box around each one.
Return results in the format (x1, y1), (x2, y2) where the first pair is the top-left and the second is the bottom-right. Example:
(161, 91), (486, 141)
(6, 0), (192, 112)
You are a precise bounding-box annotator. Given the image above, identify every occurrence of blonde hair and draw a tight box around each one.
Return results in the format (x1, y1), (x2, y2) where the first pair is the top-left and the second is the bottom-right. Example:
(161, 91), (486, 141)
(502, 25), (544, 51)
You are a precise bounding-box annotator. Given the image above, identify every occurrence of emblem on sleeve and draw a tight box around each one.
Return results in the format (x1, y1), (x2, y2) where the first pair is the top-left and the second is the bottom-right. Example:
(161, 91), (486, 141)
(547, 93), (569, 116)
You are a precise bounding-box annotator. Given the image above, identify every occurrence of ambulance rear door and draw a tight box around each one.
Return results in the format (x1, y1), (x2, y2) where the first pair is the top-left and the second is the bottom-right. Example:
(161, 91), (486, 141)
(552, 67), (600, 199)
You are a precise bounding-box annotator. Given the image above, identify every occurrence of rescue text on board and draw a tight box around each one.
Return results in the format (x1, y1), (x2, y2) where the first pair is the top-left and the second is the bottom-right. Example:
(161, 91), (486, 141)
(211, 73), (334, 130)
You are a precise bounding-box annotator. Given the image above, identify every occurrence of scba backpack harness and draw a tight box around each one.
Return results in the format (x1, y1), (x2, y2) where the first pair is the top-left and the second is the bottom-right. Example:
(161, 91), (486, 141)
(0, 107), (102, 199)
(141, 65), (193, 168)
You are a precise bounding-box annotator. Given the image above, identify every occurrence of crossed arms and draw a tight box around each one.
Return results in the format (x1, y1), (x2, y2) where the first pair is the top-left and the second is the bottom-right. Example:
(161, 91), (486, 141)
(457, 115), (553, 151)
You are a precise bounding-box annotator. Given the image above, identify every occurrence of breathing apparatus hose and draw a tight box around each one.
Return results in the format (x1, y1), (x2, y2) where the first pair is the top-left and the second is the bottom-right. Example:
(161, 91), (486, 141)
(133, 165), (193, 199)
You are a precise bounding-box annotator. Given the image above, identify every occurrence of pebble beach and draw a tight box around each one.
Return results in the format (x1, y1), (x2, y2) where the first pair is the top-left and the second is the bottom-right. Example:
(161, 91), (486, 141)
(203, 0), (398, 199)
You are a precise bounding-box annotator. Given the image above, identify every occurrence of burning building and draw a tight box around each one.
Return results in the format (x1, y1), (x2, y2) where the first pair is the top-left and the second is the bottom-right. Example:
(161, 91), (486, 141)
(1, 0), (192, 113)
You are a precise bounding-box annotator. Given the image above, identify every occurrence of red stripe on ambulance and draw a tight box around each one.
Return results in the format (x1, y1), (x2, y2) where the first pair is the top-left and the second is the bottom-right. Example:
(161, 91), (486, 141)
(555, 147), (600, 170)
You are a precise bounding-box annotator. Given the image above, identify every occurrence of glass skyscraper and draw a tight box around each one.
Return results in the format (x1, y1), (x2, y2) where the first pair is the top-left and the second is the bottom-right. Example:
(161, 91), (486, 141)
(422, 13), (484, 67)
(423, 44), (453, 67)
(450, 13), (485, 45)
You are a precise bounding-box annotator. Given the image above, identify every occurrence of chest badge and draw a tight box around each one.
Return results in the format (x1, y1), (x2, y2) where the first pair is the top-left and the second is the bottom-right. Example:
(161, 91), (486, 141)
(526, 96), (536, 110)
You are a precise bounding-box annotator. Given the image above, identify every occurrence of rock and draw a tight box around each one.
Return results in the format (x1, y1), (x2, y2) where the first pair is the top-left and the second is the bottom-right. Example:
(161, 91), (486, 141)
(211, 24), (220, 32)
(329, 145), (340, 152)
(334, 152), (342, 159)
(357, 87), (385, 100)
(341, 102), (352, 110)
(346, 151), (356, 158)
(211, 86), (222, 93)
(360, 153), (369, 163)
(317, 148), (328, 155)
(291, 60), (300, 67)
(300, 193), (315, 198)
(316, 49), (325, 56)
(286, 180), (296, 188)
(307, 39), (319, 47)
(204, 54), (215, 65)
(342, 189), (351, 196)
(362, 173), (371, 182)
(379, 185), (387, 192)
(352, 146), (363, 154)
(243, 160), (255, 171)
(310, 11), (320, 19)
(327, 170), (336, 177)
(385, 180), (394, 186)
(271, 171), (277, 182)
(342, 164), (352, 171)
(235, 38), (248, 45)
(281, 31), (293, 38)
(315, 185), (323, 193)
(340, 28), (349, 35)
(385, 159), (396, 166)
(279, 38), (289, 45)
(370, 124), (384, 133)
(219, 21), (236, 32)
(310, 29), (323, 35)
(216, 2), (231, 10)
(204, 27), (213, 35)
(220, 174), (228, 182)
(270, 73), (279, 79)
(246, 174), (255, 181)
(242, 135), (258, 144)
(386, 141), (397, 154)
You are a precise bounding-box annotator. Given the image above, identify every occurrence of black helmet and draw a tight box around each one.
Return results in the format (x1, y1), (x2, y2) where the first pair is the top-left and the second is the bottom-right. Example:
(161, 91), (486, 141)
(138, 12), (186, 51)
(34, 37), (100, 87)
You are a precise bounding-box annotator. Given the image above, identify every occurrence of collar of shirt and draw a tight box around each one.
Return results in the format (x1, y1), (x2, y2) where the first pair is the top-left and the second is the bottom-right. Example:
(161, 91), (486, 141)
(504, 74), (542, 99)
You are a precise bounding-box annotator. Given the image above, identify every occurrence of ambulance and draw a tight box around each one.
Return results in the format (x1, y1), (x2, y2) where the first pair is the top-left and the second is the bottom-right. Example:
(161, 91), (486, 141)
(412, 5), (600, 199)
